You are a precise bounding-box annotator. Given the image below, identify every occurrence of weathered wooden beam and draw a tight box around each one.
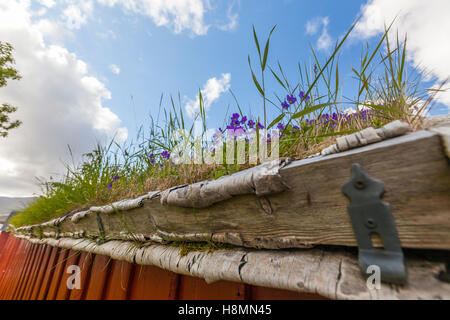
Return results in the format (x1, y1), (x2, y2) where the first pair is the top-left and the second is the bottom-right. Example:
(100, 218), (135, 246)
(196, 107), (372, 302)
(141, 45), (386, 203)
(14, 235), (450, 300)
(15, 129), (450, 250)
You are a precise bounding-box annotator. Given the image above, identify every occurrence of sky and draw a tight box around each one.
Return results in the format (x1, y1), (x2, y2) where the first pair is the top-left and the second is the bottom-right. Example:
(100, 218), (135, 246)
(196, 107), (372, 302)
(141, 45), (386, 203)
(0, 0), (449, 197)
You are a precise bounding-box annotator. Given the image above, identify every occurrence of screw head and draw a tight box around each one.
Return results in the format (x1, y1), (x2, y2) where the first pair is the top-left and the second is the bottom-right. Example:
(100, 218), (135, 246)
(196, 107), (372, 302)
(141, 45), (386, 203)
(365, 218), (377, 229)
(355, 180), (365, 189)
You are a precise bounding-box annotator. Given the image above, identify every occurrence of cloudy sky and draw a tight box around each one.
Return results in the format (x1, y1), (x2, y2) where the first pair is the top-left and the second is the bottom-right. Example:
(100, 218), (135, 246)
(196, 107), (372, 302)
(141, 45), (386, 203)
(0, 0), (449, 197)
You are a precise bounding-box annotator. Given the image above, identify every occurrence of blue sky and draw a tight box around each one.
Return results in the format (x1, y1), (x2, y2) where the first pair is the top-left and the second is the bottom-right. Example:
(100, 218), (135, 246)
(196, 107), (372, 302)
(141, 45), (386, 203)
(54, 1), (365, 137)
(0, 0), (449, 196)
(28, 0), (447, 139)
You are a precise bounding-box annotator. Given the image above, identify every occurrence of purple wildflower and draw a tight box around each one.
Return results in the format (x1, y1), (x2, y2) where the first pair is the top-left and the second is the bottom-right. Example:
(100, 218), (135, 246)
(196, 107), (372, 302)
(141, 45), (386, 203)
(287, 94), (297, 105)
(112, 176), (119, 181)
(107, 183), (113, 189)
(149, 153), (155, 165)
(281, 101), (289, 109)
(299, 91), (310, 101)
(257, 122), (264, 130)
(161, 150), (170, 160)
(277, 122), (285, 130)
(247, 120), (255, 128)
(231, 113), (240, 121)
(212, 128), (223, 143)
(240, 116), (247, 124)
(293, 125), (300, 130)
(227, 126), (245, 140)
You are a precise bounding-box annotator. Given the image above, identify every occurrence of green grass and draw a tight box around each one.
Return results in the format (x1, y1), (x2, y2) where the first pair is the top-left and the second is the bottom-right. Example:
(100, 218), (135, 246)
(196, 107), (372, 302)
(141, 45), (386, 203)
(9, 21), (440, 228)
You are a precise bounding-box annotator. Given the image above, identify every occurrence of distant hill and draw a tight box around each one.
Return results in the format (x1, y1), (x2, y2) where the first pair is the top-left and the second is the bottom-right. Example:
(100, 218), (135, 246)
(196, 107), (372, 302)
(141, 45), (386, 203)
(0, 196), (36, 215)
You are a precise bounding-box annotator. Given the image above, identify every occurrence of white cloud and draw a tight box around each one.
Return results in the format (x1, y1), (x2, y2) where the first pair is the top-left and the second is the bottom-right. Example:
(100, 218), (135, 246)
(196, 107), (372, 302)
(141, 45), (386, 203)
(37, 0), (56, 8)
(355, 0), (450, 109)
(61, 1), (94, 30)
(305, 19), (320, 35)
(0, 0), (127, 196)
(185, 73), (231, 119)
(35, 0), (238, 36)
(109, 64), (120, 75)
(97, 0), (210, 35)
(217, 2), (239, 31)
(305, 16), (332, 51)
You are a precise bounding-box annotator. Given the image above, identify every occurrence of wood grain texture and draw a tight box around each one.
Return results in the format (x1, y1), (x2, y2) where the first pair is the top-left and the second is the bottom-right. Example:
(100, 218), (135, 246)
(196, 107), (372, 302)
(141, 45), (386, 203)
(19, 129), (450, 250)
(82, 130), (450, 249)
(102, 259), (134, 300)
(36, 246), (59, 300)
(14, 236), (450, 300)
(84, 254), (111, 300)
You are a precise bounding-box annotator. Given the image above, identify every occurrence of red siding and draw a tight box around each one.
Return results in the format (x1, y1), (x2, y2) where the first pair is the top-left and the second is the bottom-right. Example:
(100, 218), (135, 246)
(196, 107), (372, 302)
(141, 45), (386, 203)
(0, 233), (326, 300)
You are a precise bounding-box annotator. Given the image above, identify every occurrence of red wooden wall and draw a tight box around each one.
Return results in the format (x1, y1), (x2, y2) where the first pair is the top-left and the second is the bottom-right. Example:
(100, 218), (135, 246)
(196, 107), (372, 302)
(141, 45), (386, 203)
(0, 233), (325, 300)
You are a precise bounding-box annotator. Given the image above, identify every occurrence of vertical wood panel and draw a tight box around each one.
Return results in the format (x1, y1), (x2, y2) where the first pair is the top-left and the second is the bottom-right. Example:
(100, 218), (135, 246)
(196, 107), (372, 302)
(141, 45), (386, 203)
(55, 250), (81, 300)
(14, 244), (39, 300)
(128, 265), (175, 300)
(0, 236), (326, 300)
(36, 246), (60, 300)
(0, 233), (9, 252)
(103, 260), (134, 300)
(84, 254), (111, 300)
(44, 248), (68, 300)
(2, 240), (26, 299)
(0, 238), (23, 299)
(21, 244), (45, 299)
(0, 235), (17, 286)
(168, 273), (181, 300)
(69, 252), (93, 300)
(30, 245), (52, 300)
(5, 241), (31, 300)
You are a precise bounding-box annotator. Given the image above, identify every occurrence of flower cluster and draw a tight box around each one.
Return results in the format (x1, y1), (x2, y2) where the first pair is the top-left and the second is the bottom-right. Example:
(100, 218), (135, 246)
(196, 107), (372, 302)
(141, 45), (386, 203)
(107, 175), (120, 189)
(149, 153), (155, 165)
(223, 113), (265, 140)
(161, 150), (171, 160)
(148, 151), (171, 167)
(275, 108), (375, 138)
(281, 91), (310, 109)
(304, 109), (374, 128)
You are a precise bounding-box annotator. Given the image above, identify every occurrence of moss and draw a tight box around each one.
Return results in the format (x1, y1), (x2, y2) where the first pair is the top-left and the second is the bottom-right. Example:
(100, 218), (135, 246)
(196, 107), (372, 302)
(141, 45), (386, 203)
(169, 240), (235, 257)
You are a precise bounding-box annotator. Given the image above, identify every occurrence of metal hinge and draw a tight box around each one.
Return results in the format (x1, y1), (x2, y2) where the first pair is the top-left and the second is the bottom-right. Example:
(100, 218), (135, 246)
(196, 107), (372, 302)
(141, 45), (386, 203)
(342, 163), (408, 285)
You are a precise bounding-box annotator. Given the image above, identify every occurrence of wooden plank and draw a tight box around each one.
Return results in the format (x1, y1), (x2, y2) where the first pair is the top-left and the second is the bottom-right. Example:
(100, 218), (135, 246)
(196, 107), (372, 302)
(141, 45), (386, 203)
(44, 248), (68, 300)
(22, 129), (449, 251)
(13, 237), (450, 300)
(84, 254), (111, 300)
(102, 259), (134, 300)
(128, 264), (174, 300)
(69, 252), (93, 300)
(0, 233), (8, 252)
(0, 234), (16, 285)
(0, 238), (22, 299)
(15, 244), (39, 300)
(21, 244), (46, 300)
(55, 249), (80, 300)
(105, 130), (449, 250)
(10, 242), (34, 300)
(0, 237), (22, 299)
(168, 273), (181, 300)
(30, 245), (52, 300)
(36, 246), (59, 300)
(2, 240), (28, 300)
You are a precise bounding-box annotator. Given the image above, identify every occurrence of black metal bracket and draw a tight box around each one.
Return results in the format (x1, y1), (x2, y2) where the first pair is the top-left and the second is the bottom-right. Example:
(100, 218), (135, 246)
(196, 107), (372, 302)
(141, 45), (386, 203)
(342, 163), (407, 285)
